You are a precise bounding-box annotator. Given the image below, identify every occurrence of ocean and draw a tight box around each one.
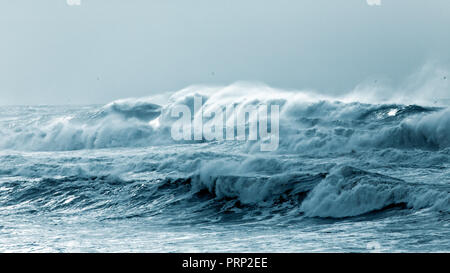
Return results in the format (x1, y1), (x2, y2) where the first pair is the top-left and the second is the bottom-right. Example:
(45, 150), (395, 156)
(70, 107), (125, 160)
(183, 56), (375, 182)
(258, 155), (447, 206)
(0, 84), (449, 252)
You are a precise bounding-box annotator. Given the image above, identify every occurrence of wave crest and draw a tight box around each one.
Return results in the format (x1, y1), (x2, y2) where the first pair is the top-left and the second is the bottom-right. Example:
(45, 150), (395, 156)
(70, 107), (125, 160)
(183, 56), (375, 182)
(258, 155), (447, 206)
(299, 166), (449, 218)
(0, 83), (448, 152)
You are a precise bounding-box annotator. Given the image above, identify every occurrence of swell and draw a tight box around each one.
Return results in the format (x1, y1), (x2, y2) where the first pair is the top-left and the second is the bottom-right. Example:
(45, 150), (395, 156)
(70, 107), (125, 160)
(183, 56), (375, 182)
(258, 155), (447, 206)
(1, 165), (448, 220)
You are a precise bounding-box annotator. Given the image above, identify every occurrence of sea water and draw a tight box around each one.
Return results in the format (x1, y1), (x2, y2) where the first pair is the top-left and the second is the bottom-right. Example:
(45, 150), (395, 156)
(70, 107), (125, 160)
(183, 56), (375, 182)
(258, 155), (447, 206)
(0, 84), (449, 252)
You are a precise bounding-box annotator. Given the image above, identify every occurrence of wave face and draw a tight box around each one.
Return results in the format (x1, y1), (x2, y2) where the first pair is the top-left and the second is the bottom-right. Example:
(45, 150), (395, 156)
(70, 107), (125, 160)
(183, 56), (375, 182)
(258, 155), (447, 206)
(0, 83), (449, 252)
(0, 83), (449, 152)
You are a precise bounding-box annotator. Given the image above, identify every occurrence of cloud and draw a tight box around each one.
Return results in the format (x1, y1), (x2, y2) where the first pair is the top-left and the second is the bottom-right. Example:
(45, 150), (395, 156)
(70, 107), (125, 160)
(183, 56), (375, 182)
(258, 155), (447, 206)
(367, 0), (381, 6)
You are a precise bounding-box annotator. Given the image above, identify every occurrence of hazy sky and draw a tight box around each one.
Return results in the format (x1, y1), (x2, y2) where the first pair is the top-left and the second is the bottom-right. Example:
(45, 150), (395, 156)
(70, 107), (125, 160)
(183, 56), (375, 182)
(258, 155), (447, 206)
(1, 0), (449, 105)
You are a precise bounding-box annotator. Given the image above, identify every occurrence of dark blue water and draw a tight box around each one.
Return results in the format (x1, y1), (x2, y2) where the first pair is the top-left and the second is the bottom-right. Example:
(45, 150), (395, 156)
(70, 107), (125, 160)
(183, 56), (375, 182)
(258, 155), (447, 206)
(0, 86), (449, 252)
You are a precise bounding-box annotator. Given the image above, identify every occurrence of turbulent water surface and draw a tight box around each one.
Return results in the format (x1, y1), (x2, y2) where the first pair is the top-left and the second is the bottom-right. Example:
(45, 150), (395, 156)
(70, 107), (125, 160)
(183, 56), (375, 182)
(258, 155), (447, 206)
(0, 85), (449, 252)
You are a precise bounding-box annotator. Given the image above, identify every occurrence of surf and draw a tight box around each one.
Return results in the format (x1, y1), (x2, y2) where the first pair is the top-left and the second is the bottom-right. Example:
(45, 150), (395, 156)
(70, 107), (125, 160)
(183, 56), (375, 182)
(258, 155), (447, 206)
(0, 83), (448, 152)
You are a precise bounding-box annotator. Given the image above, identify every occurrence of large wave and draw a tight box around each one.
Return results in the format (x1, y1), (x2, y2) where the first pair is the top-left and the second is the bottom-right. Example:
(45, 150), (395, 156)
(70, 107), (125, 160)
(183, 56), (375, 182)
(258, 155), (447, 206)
(0, 83), (448, 152)
(1, 152), (448, 219)
(299, 166), (449, 218)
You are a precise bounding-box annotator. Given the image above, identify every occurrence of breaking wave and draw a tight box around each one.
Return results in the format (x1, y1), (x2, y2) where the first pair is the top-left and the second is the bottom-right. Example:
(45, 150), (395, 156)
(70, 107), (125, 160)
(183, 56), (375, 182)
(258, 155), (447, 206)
(0, 83), (448, 152)
(1, 160), (448, 219)
(0, 83), (448, 221)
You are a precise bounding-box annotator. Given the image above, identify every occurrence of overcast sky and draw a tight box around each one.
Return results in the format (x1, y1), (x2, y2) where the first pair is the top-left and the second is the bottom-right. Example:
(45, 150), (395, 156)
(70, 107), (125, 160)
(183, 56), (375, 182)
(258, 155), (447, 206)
(1, 0), (449, 105)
